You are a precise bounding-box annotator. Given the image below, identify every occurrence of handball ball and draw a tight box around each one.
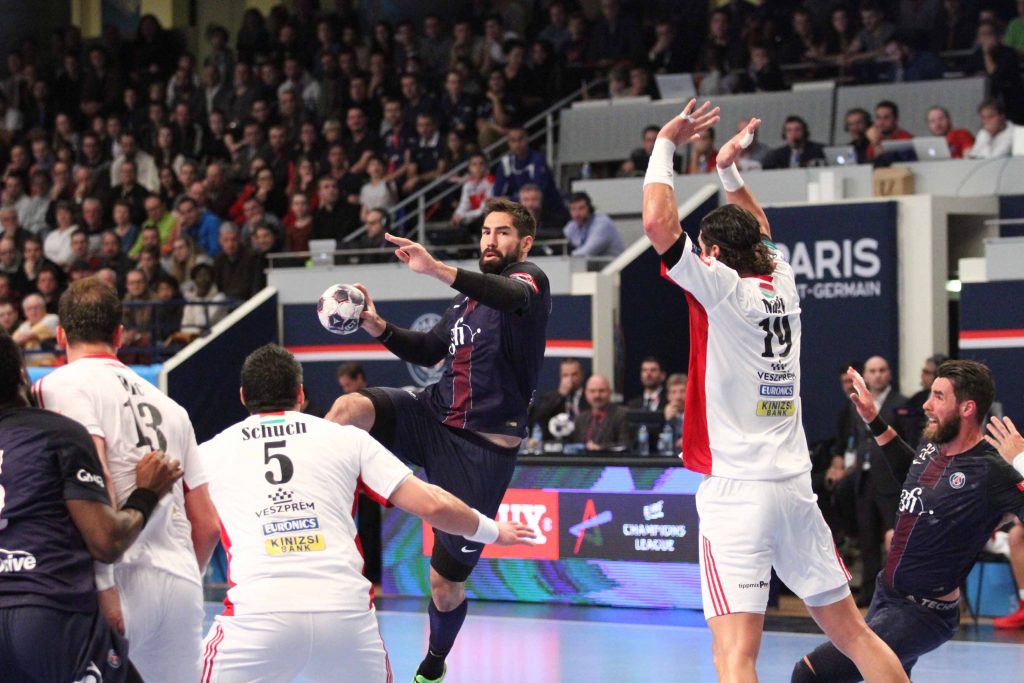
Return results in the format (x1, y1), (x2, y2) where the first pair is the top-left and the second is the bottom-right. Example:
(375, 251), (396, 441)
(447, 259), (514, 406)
(317, 284), (365, 335)
(549, 412), (575, 439)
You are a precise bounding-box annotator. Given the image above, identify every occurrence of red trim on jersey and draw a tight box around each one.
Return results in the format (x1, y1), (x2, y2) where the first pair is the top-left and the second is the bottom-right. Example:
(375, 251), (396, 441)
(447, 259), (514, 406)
(357, 476), (390, 507)
(885, 454), (951, 587)
(702, 536), (730, 616)
(1017, 481), (1024, 493)
(834, 544), (852, 582)
(682, 292), (713, 474)
(351, 488), (375, 608)
(218, 517), (236, 616)
(32, 376), (44, 409)
(443, 300), (477, 429)
(201, 623), (224, 683)
(258, 411), (286, 416)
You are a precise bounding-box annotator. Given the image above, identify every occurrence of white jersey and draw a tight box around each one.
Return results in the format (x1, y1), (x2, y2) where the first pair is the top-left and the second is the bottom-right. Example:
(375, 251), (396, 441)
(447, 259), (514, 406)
(666, 233), (809, 481)
(33, 355), (207, 585)
(199, 411), (412, 616)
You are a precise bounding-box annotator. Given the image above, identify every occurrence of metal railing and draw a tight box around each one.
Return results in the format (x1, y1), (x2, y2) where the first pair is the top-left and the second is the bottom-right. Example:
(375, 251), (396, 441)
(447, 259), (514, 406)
(339, 79), (607, 249)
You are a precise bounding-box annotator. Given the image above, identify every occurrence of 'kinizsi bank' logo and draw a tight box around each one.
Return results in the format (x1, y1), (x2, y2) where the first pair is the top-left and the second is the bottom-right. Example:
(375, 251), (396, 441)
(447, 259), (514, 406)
(406, 312), (445, 387)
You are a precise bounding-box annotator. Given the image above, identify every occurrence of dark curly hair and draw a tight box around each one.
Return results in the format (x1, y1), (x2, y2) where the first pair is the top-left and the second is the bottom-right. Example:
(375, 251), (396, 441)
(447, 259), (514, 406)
(699, 205), (774, 275)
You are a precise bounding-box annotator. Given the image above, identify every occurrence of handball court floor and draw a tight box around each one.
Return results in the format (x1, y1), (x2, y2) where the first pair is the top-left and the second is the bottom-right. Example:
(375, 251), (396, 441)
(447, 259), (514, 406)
(202, 598), (1024, 682)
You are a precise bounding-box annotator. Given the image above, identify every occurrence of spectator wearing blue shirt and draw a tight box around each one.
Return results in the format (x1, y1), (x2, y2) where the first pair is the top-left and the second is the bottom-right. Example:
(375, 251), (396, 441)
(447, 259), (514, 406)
(562, 192), (624, 258)
(493, 127), (567, 226)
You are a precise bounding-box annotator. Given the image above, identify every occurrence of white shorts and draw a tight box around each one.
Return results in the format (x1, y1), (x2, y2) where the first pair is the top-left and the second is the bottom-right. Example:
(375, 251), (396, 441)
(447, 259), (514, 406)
(116, 563), (204, 683)
(696, 473), (851, 620)
(199, 609), (393, 683)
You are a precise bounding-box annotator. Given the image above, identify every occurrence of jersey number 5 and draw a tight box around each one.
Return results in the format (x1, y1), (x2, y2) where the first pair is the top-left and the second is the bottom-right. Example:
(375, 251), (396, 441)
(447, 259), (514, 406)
(264, 441), (294, 485)
(758, 316), (793, 358)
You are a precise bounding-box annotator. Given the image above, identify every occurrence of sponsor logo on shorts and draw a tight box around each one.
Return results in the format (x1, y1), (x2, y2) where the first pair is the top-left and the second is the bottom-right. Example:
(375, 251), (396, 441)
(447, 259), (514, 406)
(738, 580), (770, 590)
(107, 649), (122, 669)
(755, 400), (795, 417)
(460, 546), (480, 554)
(758, 384), (794, 398)
(0, 548), (37, 573)
(948, 472), (966, 489)
(265, 534), (326, 555)
(76, 469), (104, 487)
(262, 517), (320, 535)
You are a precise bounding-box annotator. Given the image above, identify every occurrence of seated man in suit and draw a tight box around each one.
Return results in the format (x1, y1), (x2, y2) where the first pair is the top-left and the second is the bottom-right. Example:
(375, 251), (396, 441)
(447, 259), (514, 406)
(529, 358), (588, 439)
(571, 374), (629, 451)
(762, 116), (826, 169)
(627, 356), (667, 412)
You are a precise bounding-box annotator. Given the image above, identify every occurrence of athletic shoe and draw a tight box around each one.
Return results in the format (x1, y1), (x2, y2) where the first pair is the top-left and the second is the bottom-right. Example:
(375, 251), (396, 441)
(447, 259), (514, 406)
(992, 600), (1024, 629)
(413, 664), (447, 683)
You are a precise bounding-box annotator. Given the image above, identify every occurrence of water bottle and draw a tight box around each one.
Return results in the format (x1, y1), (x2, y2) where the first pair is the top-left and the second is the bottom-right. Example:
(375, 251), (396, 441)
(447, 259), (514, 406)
(658, 423), (674, 456)
(636, 424), (650, 456)
(581, 162), (592, 179)
(843, 434), (856, 469)
(530, 423), (544, 455)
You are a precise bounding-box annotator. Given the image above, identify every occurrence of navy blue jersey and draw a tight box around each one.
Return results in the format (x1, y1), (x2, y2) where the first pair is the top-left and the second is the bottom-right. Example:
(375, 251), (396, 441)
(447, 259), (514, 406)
(0, 407), (110, 612)
(423, 261), (550, 438)
(883, 438), (1024, 598)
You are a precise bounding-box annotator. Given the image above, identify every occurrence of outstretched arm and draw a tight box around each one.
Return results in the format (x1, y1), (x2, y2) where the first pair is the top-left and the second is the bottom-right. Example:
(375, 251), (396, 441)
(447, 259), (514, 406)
(986, 415), (1024, 477)
(642, 99), (720, 255)
(715, 119), (771, 239)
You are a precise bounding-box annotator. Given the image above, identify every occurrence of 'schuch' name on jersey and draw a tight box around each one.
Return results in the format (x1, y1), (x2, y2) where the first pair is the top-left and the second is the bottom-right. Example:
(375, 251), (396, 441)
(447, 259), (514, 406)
(240, 421), (309, 441)
(264, 534), (326, 555)
(0, 548), (37, 573)
(262, 517), (320, 536)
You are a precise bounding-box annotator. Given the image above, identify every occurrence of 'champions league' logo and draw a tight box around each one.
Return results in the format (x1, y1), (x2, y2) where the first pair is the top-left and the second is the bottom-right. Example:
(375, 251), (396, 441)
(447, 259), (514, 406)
(406, 312), (446, 387)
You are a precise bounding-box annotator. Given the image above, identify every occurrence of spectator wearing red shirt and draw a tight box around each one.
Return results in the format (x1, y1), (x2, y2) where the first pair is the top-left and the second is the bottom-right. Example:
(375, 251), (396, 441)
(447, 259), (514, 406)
(866, 100), (914, 161)
(925, 106), (974, 158)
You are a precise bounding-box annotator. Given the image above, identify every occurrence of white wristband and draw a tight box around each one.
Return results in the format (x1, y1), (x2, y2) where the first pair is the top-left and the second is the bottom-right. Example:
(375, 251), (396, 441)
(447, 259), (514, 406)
(717, 163), (744, 192)
(1014, 451), (1024, 477)
(94, 562), (115, 591)
(465, 510), (500, 544)
(643, 137), (676, 188)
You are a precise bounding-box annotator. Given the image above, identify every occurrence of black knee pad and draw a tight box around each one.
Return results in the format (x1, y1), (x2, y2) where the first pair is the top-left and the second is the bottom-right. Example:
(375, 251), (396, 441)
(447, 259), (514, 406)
(791, 657), (817, 683)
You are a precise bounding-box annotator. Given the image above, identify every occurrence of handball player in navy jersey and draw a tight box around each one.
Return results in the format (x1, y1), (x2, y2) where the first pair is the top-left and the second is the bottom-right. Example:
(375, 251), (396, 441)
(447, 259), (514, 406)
(327, 197), (550, 683)
(794, 360), (1024, 682)
(0, 333), (182, 683)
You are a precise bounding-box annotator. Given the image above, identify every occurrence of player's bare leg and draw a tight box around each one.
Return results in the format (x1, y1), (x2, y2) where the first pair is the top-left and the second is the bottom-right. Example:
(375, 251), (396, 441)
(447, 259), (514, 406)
(707, 613), (764, 683)
(325, 392), (376, 431)
(806, 596), (909, 682)
(414, 568), (468, 682)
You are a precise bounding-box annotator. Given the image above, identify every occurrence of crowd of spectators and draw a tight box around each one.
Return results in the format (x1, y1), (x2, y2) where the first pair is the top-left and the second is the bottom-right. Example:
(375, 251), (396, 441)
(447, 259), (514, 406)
(0, 2), (1022, 362)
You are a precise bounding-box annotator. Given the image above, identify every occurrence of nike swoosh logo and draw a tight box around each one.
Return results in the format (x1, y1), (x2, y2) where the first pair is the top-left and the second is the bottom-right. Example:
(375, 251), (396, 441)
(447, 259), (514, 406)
(460, 546), (480, 553)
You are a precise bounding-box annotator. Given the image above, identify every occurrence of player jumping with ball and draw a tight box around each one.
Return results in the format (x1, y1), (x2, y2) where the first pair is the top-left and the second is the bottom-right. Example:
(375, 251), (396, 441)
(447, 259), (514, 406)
(327, 197), (550, 683)
(640, 100), (908, 683)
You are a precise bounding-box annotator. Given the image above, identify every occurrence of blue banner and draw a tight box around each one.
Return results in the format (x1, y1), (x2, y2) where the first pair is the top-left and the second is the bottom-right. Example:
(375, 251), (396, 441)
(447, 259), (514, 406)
(959, 281), (1024, 422)
(762, 202), (900, 444)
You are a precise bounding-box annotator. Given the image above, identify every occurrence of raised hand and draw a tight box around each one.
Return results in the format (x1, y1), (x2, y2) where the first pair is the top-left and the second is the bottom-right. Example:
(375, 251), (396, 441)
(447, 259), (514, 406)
(718, 118), (761, 168)
(846, 367), (878, 423)
(657, 99), (721, 147)
(384, 232), (440, 275)
(985, 415), (1024, 465)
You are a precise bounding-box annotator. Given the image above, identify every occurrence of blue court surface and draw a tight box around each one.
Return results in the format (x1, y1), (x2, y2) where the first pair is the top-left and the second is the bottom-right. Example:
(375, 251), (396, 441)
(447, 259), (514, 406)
(202, 599), (1024, 682)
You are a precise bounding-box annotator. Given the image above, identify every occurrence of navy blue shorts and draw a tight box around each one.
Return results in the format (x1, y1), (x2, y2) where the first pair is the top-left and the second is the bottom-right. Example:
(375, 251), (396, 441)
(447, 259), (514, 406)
(361, 387), (518, 582)
(0, 605), (134, 683)
(800, 574), (960, 681)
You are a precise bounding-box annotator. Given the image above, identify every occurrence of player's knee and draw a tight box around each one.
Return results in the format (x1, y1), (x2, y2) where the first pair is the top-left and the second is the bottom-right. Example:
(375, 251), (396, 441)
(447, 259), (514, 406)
(429, 574), (466, 612)
(791, 656), (818, 683)
(326, 393), (373, 430)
